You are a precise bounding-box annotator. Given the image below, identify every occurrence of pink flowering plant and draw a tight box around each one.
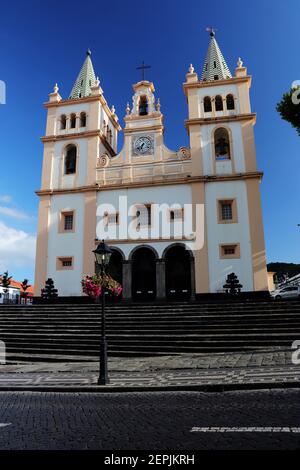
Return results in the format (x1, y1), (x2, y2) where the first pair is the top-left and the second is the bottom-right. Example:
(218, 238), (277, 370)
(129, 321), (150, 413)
(82, 274), (122, 299)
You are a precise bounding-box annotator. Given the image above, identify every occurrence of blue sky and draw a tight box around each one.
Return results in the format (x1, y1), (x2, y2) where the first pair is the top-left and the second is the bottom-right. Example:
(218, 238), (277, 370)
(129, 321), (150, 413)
(0, 0), (299, 284)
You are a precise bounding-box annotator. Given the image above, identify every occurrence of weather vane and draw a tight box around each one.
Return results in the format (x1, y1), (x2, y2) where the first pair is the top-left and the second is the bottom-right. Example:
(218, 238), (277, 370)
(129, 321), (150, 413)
(206, 26), (218, 36)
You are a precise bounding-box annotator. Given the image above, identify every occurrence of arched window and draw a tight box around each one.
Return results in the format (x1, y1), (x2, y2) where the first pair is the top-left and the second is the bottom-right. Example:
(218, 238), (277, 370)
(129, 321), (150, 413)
(215, 95), (223, 111)
(214, 128), (231, 160)
(70, 113), (76, 129)
(226, 94), (235, 110)
(203, 96), (212, 113)
(139, 95), (148, 116)
(80, 112), (87, 127)
(64, 145), (77, 174)
(60, 115), (67, 130)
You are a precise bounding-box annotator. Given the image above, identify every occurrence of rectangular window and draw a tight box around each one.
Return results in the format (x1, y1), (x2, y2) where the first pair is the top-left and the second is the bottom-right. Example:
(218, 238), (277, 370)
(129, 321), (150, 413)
(224, 246), (235, 255)
(169, 208), (184, 221)
(217, 199), (237, 224)
(136, 204), (152, 227)
(219, 244), (240, 259)
(62, 259), (72, 267)
(56, 257), (74, 270)
(107, 213), (119, 225)
(64, 214), (73, 231)
(221, 203), (232, 221)
(59, 211), (75, 233)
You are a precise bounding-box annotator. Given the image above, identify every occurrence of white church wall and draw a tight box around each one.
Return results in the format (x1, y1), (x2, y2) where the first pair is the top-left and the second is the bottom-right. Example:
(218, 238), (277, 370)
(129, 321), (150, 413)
(97, 184), (192, 257)
(52, 139), (88, 189)
(201, 122), (246, 175)
(205, 180), (253, 292)
(47, 193), (85, 296)
(109, 241), (178, 260)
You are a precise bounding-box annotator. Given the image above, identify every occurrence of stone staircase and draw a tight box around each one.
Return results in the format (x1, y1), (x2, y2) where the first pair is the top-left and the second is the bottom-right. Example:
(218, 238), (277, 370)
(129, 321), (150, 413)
(0, 300), (299, 362)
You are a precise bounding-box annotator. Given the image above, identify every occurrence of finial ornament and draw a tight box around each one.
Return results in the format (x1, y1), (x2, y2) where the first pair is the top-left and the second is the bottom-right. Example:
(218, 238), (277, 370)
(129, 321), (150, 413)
(86, 49), (91, 56)
(95, 76), (100, 87)
(188, 64), (195, 74)
(111, 105), (115, 115)
(126, 102), (130, 115)
(237, 57), (243, 68)
(53, 83), (59, 93)
(156, 98), (161, 112)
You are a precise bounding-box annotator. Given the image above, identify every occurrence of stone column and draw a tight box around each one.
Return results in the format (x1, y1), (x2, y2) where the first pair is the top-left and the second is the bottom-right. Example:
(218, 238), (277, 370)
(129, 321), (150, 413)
(190, 257), (196, 301)
(122, 260), (132, 301)
(156, 259), (166, 301)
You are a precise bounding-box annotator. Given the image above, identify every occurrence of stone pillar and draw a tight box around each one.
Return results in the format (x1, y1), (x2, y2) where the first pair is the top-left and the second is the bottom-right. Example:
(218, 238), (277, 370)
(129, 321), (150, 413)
(190, 257), (196, 301)
(156, 259), (166, 301)
(122, 260), (132, 300)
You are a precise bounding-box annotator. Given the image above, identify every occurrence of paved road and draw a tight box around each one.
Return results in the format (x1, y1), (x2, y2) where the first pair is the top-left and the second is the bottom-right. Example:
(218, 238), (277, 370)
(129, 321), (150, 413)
(0, 389), (299, 450)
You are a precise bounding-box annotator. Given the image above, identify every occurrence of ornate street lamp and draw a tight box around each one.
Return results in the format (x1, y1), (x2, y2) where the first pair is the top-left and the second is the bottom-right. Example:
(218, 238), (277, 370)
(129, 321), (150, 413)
(93, 239), (112, 385)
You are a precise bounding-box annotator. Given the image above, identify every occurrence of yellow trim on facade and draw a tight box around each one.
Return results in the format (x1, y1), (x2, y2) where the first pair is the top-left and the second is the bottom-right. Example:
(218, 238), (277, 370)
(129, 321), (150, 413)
(185, 113), (256, 130)
(183, 76), (252, 95)
(35, 171), (264, 197)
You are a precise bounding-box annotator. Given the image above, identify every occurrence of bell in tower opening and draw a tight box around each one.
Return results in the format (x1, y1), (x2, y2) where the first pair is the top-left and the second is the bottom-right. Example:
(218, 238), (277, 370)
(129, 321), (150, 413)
(139, 95), (148, 116)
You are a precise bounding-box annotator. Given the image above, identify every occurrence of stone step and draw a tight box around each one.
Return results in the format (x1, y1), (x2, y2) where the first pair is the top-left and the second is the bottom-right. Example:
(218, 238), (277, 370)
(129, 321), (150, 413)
(0, 301), (299, 361)
(0, 312), (300, 320)
(1, 325), (300, 336)
(5, 340), (294, 357)
(4, 336), (298, 348)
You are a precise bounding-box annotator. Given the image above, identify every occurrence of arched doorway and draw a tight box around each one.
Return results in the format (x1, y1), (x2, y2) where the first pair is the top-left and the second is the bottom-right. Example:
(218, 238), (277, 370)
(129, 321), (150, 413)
(164, 244), (193, 300)
(108, 249), (123, 286)
(131, 247), (157, 301)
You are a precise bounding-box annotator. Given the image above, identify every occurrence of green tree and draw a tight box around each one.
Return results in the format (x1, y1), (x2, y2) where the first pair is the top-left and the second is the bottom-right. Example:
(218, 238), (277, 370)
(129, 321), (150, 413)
(276, 87), (300, 135)
(41, 278), (58, 301)
(21, 279), (31, 304)
(223, 272), (243, 296)
(1, 271), (12, 294)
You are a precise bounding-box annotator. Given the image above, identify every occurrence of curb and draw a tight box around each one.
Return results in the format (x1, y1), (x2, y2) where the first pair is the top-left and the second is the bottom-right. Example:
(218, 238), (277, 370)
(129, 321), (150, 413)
(0, 381), (299, 393)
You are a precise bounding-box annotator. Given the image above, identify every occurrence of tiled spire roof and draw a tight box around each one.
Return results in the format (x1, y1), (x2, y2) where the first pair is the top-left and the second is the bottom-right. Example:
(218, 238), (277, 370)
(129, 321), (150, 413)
(69, 49), (97, 99)
(201, 31), (232, 82)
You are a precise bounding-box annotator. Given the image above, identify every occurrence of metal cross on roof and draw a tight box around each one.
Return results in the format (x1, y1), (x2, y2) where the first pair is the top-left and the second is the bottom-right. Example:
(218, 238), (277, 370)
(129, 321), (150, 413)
(136, 61), (151, 81)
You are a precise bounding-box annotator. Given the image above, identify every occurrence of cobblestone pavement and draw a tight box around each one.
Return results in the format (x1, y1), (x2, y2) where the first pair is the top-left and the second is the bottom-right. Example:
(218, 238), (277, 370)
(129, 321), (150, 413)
(0, 365), (299, 389)
(2, 347), (293, 373)
(0, 389), (299, 449)
(0, 348), (298, 389)
(0, 348), (300, 390)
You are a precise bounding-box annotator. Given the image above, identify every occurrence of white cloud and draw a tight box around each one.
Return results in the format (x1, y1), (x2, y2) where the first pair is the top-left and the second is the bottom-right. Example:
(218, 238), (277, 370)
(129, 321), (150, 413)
(0, 221), (36, 272)
(0, 195), (12, 203)
(0, 206), (32, 220)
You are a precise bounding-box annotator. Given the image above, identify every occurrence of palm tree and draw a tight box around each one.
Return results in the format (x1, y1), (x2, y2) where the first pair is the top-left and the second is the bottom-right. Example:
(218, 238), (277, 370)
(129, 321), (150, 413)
(21, 279), (31, 304)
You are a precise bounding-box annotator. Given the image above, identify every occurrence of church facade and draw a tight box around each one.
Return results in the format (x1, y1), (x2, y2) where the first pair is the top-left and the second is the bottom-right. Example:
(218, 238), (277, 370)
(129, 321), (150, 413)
(34, 32), (268, 300)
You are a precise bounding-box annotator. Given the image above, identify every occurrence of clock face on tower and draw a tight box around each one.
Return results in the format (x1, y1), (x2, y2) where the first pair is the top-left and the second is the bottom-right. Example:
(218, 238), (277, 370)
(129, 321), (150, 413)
(133, 136), (154, 155)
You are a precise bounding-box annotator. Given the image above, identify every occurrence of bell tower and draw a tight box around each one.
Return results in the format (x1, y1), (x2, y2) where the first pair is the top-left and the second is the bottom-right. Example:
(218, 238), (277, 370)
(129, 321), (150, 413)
(121, 80), (164, 171)
(183, 31), (268, 292)
(34, 50), (121, 296)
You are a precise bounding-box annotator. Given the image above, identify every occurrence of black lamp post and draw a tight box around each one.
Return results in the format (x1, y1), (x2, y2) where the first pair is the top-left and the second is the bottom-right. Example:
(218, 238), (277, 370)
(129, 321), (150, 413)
(93, 239), (112, 385)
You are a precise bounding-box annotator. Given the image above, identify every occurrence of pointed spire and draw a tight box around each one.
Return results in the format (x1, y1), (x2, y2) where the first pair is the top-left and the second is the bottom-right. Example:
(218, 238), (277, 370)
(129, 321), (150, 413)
(201, 31), (232, 82)
(69, 49), (97, 99)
